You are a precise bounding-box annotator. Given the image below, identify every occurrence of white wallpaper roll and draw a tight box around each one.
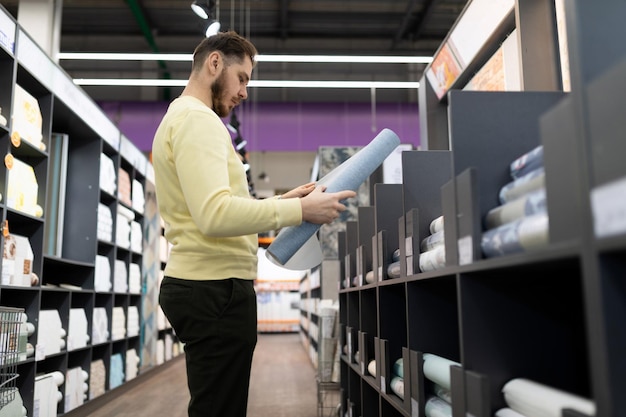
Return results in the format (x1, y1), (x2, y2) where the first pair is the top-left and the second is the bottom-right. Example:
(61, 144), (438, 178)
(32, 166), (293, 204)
(502, 378), (595, 417)
(266, 128), (401, 270)
(422, 353), (460, 391)
(425, 396), (452, 417)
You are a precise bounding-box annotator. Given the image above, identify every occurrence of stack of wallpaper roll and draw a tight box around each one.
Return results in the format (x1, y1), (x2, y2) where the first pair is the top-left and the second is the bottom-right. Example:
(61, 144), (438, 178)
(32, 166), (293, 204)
(116, 204), (134, 249)
(390, 358), (405, 400)
(92, 307), (109, 344)
(130, 220), (143, 253)
(156, 338), (165, 365)
(496, 378), (595, 417)
(64, 367), (89, 412)
(68, 308), (90, 350)
(90, 359), (106, 399)
(113, 259), (128, 293)
(97, 203), (113, 242)
(34, 371), (64, 417)
(386, 249), (402, 279)
(94, 255), (112, 292)
(482, 145), (549, 258)
(37, 310), (66, 358)
(420, 216), (446, 272)
(109, 353), (125, 389)
(131, 179), (145, 214)
(111, 307), (126, 340)
(118, 168), (132, 207)
(126, 348), (140, 381)
(127, 306), (140, 337)
(128, 263), (142, 294)
(99, 153), (117, 195)
(423, 353), (458, 417)
(17, 313), (36, 361)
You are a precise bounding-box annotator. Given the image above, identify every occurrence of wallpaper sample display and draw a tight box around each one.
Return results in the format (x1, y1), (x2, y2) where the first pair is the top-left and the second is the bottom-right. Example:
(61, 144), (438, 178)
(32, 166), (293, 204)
(92, 308), (109, 344)
(89, 360), (106, 399)
(44, 133), (68, 257)
(67, 308), (89, 350)
(94, 255), (112, 292)
(36, 310), (65, 358)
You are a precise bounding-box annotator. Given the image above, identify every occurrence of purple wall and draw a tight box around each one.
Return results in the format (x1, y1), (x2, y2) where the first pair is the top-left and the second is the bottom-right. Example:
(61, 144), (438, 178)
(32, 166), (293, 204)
(99, 101), (420, 152)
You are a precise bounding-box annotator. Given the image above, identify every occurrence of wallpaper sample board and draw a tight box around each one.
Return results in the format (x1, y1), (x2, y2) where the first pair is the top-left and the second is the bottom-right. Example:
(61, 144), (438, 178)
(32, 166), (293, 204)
(67, 308), (89, 350)
(36, 310), (65, 359)
(113, 260), (128, 293)
(109, 353), (125, 389)
(92, 307), (109, 344)
(94, 255), (112, 292)
(267, 128), (401, 270)
(33, 374), (59, 417)
(89, 360), (106, 400)
(126, 348), (140, 381)
(99, 153), (117, 195)
(64, 367), (88, 412)
(111, 307), (126, 340)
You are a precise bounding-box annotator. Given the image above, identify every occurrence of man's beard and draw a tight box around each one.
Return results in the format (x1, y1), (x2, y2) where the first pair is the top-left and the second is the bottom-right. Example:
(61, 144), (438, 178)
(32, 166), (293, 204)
(211, 70), (230, 117)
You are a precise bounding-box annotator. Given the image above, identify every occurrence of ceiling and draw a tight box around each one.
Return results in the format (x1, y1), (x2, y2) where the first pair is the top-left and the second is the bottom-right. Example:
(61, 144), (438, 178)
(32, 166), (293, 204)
(2, 0), (469, 103)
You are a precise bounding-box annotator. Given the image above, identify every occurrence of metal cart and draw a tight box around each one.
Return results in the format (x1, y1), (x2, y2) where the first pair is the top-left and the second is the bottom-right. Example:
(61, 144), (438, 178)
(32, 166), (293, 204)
(0, 306), (24, 414)
(316, 307), (341, 417)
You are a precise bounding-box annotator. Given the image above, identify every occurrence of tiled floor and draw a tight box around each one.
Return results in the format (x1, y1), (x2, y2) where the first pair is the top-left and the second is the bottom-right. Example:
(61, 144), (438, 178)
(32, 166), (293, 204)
(72, 333), (321, 417)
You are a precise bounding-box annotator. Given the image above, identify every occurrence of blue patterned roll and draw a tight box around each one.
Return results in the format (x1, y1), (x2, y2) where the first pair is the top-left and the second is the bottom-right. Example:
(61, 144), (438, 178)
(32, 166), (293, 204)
(267, 128), (401, 268)
(510, 145), (543, 179)
(499, 167), (545, 204)
(481, 212), (549, 258)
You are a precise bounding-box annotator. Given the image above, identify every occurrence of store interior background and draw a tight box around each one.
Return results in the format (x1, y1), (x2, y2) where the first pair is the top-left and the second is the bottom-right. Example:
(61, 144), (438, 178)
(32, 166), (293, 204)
(1, 0), (466, 196)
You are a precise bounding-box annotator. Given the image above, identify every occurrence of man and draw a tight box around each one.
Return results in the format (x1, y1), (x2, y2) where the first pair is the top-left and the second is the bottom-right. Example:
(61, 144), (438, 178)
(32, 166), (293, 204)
(152, 31), (356, 417)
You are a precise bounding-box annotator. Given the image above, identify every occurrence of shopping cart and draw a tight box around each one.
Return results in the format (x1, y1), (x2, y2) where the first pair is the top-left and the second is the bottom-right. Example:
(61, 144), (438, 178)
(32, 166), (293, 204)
(0, 306), (24, 411)
(317, 307), (341, 417)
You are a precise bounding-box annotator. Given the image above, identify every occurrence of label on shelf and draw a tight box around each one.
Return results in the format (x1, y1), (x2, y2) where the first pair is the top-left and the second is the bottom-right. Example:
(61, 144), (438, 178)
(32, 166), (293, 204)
(458, 235), (473, 265)
(591, 176), (626, 238)
(406, 256), (414, 276)
(0, 8), (16, 54)
(405, 237), (413, 256)
(411, 398), (419, 417)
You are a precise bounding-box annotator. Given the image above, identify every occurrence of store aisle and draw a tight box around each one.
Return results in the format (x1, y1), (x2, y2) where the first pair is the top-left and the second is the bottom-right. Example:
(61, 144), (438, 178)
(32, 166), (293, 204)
(76, 333), (318, 417)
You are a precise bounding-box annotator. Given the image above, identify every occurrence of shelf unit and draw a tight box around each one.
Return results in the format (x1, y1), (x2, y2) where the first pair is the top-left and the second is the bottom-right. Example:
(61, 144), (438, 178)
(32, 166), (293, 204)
(339, 0), (626, 416)
(0, 6), (174, 416)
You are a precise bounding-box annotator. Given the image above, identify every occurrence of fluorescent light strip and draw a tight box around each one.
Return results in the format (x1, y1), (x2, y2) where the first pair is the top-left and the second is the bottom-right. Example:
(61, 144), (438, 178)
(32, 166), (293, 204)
(73, 78), (420, 88)
(58, 52), (431, 64)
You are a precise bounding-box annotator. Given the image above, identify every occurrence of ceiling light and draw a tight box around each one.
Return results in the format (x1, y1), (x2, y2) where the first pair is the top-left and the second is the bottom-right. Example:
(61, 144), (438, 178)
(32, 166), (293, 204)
(73, 79), (420, 89)
(205, 20), (221, 37)
(58, 53), (432, 64)
(191, 0), (210, 19)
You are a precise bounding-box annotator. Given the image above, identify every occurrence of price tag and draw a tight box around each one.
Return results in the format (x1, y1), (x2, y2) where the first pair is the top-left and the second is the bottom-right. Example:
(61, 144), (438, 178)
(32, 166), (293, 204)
(592, 176), (626, 238)
(405, 237), (413, 256)
(35, 344), (45, 361)
(10, 131), (21, 147)
(406, 256), (413, 276)
(458, 235), (473, 265)
(411, 398), (419, 417)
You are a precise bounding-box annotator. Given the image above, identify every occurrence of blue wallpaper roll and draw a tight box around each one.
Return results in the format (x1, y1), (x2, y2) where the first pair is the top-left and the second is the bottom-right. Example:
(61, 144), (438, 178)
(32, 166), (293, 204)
(266, 128), (401, 269)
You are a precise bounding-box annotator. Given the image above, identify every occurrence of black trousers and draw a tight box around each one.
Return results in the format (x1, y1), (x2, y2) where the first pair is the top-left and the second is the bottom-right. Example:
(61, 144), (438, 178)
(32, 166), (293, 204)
(159, 277), (258, 417)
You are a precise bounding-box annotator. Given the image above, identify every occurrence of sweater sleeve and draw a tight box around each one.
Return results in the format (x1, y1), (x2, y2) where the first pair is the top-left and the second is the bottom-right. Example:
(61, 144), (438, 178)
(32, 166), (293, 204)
(171, 108), (302, 237)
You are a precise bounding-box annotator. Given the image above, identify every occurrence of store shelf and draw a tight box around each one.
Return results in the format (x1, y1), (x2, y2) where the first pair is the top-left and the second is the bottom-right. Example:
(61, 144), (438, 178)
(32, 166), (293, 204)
(0, 6), (179, 416)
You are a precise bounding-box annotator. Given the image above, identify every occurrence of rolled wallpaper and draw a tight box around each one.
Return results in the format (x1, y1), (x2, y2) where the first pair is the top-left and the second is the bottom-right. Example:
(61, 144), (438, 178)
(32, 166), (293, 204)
(422, 353), (460, 391)
(495, 408), (527, 417)
(499, 168), (545, 204)
(419, 245), (446, 272)
(481, 212), (549, 258)
(267, 128), (401, 269)
(502, 378), (595, 417)
(485, 188), (547, 230)
(421, 230), (445, 252)
(390, 376), (404, 400)
(430, 216), (444, 234)
(510, 145), (543, 179)
(425, 396), (453, 417)
(387, 261), (401, 279)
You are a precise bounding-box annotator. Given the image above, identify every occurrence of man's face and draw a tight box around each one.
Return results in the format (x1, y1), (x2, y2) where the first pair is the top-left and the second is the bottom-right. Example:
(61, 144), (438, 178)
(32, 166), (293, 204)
(211, 58), (252, 117)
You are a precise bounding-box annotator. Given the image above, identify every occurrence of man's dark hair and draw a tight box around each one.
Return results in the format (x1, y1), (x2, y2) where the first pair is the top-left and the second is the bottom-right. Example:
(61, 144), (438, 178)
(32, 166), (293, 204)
(192, 31), (257, 72)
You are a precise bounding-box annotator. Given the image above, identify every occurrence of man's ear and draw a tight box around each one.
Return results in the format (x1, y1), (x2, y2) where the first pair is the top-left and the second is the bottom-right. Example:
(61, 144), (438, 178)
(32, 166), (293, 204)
(207, 51), (221, 73)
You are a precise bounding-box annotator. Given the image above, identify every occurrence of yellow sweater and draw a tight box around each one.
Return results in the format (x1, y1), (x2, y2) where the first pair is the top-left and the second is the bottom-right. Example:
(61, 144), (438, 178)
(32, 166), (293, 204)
(152, 96), (302, 280)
